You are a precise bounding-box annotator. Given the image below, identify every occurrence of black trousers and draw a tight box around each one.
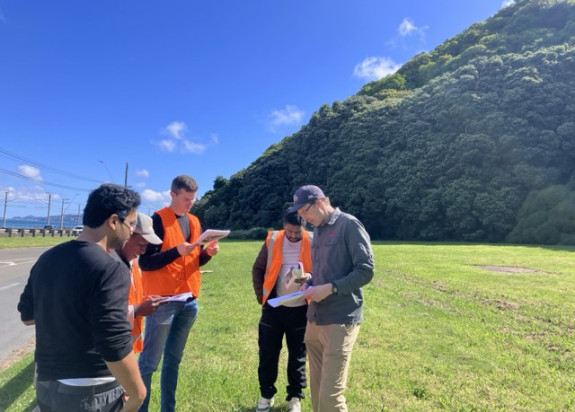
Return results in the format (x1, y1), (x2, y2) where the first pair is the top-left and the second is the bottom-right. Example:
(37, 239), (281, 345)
(258, 303), (308, 401)
(36, 380), (124, 412)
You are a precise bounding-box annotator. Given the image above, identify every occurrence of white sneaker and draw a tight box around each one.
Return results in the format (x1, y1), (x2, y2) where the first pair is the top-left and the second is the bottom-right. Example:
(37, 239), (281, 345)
(288, 397), (301, 412)
(256, 396), (274, 412)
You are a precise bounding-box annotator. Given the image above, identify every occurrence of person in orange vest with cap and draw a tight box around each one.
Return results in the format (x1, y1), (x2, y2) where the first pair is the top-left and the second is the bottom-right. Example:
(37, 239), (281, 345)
(110, 212), (165, 353)
(252, 211), (312, 412)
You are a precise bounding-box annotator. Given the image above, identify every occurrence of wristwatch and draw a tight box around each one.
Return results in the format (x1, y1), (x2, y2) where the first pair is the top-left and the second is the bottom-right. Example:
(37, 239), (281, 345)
(331, 282), (338, 295)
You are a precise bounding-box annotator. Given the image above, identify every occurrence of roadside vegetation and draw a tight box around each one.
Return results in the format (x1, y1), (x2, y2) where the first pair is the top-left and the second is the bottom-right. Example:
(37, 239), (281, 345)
(0, 237), (69, 249)
(1, 241), (573, 411)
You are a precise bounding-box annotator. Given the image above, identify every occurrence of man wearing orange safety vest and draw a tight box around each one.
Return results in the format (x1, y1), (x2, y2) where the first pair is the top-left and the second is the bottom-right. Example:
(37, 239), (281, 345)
(252, 211), (313, 412)
(110, 212), (164, 353)
(138, 175), (219, 412)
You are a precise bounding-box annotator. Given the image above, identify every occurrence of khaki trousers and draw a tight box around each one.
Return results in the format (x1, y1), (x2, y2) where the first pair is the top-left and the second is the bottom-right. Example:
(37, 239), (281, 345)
(304, 322), (360, 412)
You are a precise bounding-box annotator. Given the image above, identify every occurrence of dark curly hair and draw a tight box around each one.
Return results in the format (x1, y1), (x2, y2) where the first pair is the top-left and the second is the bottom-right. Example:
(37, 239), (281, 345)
(83, 184), (141, 228)
(284, 210), (303, 226)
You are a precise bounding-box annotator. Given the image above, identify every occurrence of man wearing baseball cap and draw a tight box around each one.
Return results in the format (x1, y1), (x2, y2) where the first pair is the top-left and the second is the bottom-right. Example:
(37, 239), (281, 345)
(111, 212), (165, 353)
(288, 185), (374, 412)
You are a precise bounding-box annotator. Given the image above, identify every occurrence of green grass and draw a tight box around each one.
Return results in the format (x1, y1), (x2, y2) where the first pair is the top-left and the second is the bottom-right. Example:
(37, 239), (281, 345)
(2, 241), (575, 411)
(0, 237), (69, 249)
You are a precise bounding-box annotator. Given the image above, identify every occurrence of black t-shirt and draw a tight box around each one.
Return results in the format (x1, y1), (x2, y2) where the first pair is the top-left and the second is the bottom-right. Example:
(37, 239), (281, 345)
(18, 240), (133, 381)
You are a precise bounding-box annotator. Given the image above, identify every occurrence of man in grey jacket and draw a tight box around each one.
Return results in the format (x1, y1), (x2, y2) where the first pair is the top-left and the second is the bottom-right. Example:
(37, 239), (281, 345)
(288, 185), (374, 412)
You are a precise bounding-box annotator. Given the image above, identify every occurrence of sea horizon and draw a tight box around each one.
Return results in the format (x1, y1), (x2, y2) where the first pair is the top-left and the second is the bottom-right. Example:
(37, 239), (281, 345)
(1, 218), (81, 229)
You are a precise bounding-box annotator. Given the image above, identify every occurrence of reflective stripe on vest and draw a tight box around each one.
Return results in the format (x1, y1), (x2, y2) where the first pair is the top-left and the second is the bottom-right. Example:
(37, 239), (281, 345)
(261, 230), (312, 304)
(262, 231), (280, 299)
(129, 260), (144, 354)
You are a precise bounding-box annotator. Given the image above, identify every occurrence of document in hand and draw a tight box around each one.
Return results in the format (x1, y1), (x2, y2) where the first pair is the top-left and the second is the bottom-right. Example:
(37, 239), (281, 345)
(267, 291), (305, 308)
(159, 292), (195, 304)
(195, 229), (231, 245)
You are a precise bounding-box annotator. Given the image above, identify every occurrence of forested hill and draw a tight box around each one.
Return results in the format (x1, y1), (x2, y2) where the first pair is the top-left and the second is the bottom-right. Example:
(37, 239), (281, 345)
(193, 0), (575, 245)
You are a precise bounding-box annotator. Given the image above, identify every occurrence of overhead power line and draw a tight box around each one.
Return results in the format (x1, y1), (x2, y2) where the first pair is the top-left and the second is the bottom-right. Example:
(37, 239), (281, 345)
(0, 168), (92, 192)
(0, 147), (103, 184)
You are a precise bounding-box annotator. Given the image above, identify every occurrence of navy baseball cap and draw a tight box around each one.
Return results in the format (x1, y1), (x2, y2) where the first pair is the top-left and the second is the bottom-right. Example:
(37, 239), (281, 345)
(287, 185), (326, 213)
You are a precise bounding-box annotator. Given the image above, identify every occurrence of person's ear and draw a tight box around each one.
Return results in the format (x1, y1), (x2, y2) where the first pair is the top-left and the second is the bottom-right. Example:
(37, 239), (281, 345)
(108, 213), (120, 230)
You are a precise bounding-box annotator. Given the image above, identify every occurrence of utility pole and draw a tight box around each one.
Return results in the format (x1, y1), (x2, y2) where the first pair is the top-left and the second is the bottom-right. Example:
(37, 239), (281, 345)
(59, 198), (68, 230)
(77, 204), (82, 225)
(2, 192), (7, 228)
(46, 193), (52, 226)
(124, 162), (129, 188)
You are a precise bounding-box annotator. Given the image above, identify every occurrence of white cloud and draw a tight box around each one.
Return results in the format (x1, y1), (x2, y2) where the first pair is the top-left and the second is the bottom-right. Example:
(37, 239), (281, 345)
(210, 134), (219, 144)
(182, 140), (207, 154)
(398, 18), (417, 36)
(1, 185), (51, 202)
(353, 57), (401, 81)
(18, 165), (43, 181)
(501, 0), (515, 8)
(159, 139), (176, 152)
(141, 189), (171, 204)
(136, 169), (149, 177)
(134, 182), (147, 188)
(389, 18), (428, 45)
(165, 121), (187, 139)
(267, 105), (305, 132)
(155, 121), (213, 154)
(0, 7), (5, 23)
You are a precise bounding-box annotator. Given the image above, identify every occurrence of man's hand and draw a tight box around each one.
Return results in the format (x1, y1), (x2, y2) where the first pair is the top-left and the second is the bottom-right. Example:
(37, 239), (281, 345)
(134, 296), (164, 317)
(176, 242), (197, 256)
(302, 283), (333, 303)
(120, 394), (144, 412)
(294, 272), (311, 284)
(205, 241), (219, 256)
(106, 352), (146, 412)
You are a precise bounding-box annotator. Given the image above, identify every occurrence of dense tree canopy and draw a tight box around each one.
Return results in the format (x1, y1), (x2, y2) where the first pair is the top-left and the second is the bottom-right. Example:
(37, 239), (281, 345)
(193, 0), (575, 245)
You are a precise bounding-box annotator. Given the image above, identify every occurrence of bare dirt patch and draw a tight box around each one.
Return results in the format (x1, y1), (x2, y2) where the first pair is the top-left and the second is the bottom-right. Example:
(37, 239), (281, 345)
(0, 337), (35, 370)
(480, 296), (520, 310)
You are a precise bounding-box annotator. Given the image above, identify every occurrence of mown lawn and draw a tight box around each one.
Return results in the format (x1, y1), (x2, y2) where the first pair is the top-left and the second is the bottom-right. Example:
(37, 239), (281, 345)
(0, 237), (69, 249)
(1, 241), (574, 411)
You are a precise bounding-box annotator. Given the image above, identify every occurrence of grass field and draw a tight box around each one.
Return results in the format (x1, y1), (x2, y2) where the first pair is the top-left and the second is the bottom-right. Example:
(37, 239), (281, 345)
(1, 241), (574, 411)
(0, 237), (69, 249)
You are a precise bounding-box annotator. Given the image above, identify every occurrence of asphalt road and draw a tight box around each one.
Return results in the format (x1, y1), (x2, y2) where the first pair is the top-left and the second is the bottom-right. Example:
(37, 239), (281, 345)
(0, 247), (49, 366)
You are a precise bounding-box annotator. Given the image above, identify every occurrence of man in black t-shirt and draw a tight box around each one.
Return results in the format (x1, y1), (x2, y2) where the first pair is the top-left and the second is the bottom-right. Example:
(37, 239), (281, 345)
(18, 184), (147, 412)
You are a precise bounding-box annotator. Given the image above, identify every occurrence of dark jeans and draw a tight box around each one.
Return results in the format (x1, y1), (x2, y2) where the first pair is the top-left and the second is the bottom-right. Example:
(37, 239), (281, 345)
(258, 303), (308, 401)
(36, 380), (124, 412)
(138, 299), (199, 412)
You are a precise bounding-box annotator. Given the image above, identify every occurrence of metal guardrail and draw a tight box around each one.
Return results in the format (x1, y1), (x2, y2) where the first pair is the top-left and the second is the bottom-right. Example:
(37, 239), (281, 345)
(0, 228), (77, 238)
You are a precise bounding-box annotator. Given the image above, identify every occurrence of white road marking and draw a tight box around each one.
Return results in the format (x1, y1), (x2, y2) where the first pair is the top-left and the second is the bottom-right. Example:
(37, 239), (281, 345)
(0, 261), (16, 266)
(0, 283), (21, 292)
(0, 258), (37, 268)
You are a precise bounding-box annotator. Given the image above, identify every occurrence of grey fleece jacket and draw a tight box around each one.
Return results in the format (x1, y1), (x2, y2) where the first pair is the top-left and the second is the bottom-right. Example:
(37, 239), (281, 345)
(307, 208), (374, 325)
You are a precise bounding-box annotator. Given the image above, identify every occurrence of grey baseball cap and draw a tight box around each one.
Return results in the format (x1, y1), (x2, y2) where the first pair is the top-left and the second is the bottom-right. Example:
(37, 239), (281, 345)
(134, 212), (163, 245)
(287, 185), (326, 213)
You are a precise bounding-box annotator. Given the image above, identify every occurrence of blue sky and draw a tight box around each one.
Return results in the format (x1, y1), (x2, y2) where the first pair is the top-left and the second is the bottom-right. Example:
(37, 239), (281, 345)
(0, 0), (513, 219)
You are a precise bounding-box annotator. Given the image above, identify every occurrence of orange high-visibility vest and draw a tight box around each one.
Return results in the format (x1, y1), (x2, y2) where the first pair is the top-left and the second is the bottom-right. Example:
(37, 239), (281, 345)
(128, 260), (144, 353)
(262, 230), (312, 304)
(141, 207), (202, 297)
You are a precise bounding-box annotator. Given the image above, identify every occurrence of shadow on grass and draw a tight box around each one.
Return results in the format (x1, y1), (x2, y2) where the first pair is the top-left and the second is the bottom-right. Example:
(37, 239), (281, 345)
(0, 360), (35, 411)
